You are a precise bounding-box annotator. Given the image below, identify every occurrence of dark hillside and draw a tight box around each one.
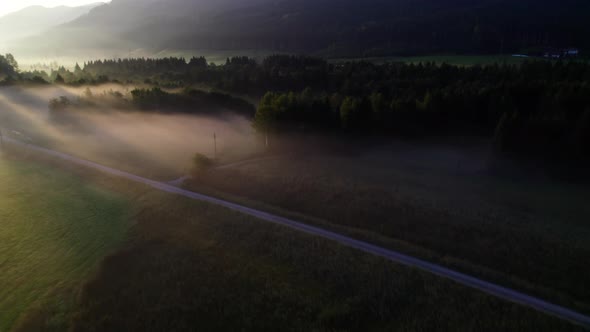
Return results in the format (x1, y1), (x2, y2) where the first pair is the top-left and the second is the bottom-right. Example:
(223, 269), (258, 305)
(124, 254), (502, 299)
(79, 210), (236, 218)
(14, 0), (590, 57)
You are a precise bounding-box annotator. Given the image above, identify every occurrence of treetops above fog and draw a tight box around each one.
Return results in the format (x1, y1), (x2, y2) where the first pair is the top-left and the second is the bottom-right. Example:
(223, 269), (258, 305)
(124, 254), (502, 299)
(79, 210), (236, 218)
(0, 53), (18, 78)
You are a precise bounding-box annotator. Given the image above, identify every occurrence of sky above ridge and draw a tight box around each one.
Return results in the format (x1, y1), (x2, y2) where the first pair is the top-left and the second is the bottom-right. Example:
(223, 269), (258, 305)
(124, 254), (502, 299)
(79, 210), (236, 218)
(0, 0), (108, 17)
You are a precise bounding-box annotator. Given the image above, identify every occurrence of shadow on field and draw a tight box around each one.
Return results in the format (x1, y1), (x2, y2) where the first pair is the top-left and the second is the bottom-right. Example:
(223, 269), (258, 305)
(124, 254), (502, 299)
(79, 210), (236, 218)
(5, 150), (583, 332)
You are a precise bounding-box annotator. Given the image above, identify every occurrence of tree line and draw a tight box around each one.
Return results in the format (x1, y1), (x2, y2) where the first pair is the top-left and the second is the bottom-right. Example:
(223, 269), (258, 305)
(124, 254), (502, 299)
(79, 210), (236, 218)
(48, 87), (254, 120)
(0, 54), (18, 78)
(251, 59), (590, 162)
(6, 53), (590, 161)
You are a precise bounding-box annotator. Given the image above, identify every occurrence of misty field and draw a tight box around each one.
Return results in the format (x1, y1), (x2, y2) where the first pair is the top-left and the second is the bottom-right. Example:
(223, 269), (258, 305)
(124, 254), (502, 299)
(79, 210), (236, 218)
(0, 85), (259, 180)
(0, 157), (130, 331)
(3, 149), (580, 332)
(188, 140), (590, 314)
(1, 80), (588, 329)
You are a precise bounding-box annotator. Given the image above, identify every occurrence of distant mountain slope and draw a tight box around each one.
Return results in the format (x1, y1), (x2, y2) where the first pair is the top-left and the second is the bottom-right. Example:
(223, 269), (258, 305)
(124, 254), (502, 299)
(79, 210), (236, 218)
(0, 3), (102, 44)
(11, 0), (590, 57)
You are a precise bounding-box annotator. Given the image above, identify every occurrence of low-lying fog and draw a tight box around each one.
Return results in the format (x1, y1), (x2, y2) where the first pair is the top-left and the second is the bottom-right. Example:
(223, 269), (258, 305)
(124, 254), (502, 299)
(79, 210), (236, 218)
(1, 84), (575, 184)
(0, 85), (260, 179)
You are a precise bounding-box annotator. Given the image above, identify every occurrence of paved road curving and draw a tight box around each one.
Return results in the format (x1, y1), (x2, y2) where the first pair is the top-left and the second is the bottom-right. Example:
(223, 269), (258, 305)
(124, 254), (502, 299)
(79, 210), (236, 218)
(5, 137), (590, 329)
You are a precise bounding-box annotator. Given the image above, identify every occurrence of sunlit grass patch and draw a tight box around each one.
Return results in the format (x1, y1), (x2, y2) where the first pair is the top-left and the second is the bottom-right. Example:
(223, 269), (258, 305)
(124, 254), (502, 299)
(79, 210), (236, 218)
(0, 158), (130, 331)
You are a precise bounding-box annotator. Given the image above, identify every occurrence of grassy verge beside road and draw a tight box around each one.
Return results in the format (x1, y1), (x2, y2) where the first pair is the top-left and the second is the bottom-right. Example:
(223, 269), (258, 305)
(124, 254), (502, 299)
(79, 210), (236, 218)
(186, 151), (590, 315)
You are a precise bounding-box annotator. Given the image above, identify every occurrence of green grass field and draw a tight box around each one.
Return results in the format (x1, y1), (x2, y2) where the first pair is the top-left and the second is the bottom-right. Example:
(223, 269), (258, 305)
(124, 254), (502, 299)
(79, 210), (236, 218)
(69, 188), (583, 332)
(0, 157), (130, 331)
(187, 145), (590, 315)
(1, 148), (585, 331)
(329, 55), (536, 66)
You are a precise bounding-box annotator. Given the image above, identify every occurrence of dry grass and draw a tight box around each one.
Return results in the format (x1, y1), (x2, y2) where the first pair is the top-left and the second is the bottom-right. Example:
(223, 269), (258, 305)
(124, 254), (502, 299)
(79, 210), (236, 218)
(4, 146), (585, 331)
(188, 145), (590, 314)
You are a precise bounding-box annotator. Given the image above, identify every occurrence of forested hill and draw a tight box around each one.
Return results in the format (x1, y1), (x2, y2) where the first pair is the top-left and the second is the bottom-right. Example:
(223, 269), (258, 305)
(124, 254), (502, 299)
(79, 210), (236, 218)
(12, 0), (590, 57)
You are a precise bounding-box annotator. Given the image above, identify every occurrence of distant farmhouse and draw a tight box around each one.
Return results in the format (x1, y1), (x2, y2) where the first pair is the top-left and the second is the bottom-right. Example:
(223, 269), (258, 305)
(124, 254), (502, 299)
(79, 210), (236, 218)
(543, 48), (580, 59)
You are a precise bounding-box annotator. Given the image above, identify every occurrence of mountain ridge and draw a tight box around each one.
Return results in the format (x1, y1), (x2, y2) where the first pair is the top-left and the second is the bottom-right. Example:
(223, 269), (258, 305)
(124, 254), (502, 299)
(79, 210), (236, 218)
(8, 0), (590, 58)
(0, 3), (103, 44)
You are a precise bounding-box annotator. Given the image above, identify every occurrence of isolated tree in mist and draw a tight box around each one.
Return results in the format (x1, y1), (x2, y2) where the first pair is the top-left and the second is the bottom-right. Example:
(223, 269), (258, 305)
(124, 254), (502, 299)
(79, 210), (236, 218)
(48, 96), (73, 123)
(83, 87), (93, 99)
(49, 96), (72, 112)
(191, 153), (213, 177)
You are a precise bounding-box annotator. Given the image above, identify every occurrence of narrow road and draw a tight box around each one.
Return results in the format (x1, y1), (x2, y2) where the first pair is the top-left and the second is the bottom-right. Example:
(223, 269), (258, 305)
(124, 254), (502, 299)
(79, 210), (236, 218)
(4, 137), (590, 329)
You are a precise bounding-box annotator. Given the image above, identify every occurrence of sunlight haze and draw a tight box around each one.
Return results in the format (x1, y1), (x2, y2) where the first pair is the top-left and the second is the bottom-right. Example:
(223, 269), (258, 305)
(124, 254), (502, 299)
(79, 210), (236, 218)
(0, 0), (588, 330)
(0, 0), (108, 16)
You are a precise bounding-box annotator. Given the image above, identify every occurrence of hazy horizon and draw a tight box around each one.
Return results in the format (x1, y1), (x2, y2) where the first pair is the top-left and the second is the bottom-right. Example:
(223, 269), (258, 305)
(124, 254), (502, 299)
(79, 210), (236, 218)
(0, 0), (108, 17)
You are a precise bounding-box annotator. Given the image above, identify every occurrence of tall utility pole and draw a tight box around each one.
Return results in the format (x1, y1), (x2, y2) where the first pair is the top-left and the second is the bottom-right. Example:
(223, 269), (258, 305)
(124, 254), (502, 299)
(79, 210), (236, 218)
(0, 127), (4, 149)
(213, 132), (217, 160)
